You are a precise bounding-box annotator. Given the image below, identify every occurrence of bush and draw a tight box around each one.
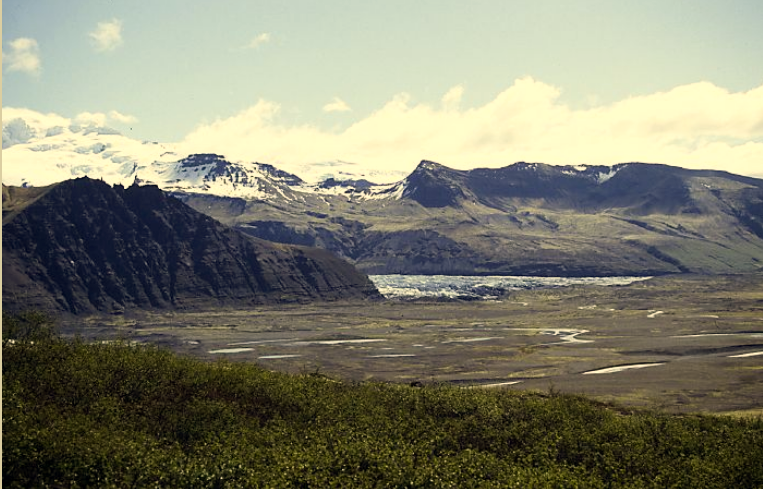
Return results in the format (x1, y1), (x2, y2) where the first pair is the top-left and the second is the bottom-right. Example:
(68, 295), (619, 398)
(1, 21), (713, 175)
(2, 310), (57, 343)
(3, 313), (762, 487)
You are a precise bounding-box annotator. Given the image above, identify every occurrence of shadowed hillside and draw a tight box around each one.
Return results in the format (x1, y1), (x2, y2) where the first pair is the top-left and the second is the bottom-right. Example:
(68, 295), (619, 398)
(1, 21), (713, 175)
(2, 178), (380, 314)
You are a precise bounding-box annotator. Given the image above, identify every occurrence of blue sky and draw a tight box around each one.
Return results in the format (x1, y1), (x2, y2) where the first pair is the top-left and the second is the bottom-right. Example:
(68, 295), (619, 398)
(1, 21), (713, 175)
(3, 0), (763, 176)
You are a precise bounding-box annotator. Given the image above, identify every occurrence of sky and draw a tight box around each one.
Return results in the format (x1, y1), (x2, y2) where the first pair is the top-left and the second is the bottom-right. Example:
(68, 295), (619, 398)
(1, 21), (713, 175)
(3, 0), (763, 177)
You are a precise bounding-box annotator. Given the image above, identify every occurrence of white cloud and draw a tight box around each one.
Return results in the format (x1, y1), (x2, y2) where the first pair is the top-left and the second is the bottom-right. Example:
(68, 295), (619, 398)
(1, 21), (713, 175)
(1, 107), (138, 142)
(244, 33), (271, 49)
(179, 78), (763, 180)
(441, 85), (464, 111)
(2, 107), (72, 148)
(2, 107), (70, 129)
(323, 97), (351, 113)
(75, 111), (108, 127)
(108, 110), (138, 124)
(73, 110), (138, 128)
(89, 19), (123, 52)
(3, 37), (41, 76)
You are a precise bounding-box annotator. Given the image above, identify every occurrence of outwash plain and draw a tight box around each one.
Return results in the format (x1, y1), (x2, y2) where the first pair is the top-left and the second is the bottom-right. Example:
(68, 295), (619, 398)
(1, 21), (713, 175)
(66, 273), (763, 416)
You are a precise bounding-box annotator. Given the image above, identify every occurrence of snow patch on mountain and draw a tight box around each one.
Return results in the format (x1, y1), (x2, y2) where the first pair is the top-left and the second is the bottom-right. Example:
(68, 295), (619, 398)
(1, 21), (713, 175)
(363, 182), (407, 201)
(2, 110), (180, 187)
(555, 164), (626, 184)
(595, 165), (624, 184)
(3, 118), (37, 148)
(2, 110), (409, 201)
(3, 133), (178, 188)
(133, 154), (309, 201)
(3, 108), (70, 148)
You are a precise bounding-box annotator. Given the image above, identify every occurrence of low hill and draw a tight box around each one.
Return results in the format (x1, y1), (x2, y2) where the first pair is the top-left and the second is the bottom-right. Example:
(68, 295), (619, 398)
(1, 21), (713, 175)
(2, 177), (380, 314)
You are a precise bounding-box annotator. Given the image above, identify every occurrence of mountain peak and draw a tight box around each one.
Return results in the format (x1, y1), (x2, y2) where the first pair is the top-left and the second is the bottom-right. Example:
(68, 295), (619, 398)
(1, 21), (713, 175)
(413, 160), (452, 174)
(255, 163), (304, 186)
(403, 161), (469, 208)
(179, 153), (228, 168)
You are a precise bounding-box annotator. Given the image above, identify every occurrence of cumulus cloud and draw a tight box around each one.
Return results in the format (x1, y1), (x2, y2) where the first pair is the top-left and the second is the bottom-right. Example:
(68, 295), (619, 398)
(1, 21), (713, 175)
(441, 85), (464, 111)
(244, 33), (271, 49)
(73, 110), (138, 128)
(89, 19), (123, 52)
(1, 107), (137, 144)
(323, 97), (351, 113)
(3, 37), (41, 75)
(182, 100), (339, 166)
(2, 107), (70, 129)
(108, 110), (138, 124)
(2, 107), (72, 148)
(75, 111), (108, 127)
(179, 78), (763, 180)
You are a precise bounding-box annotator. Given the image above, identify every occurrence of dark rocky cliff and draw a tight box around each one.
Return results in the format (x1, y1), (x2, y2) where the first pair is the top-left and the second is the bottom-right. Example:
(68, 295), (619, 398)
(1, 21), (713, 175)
(2, 178), (380, 314)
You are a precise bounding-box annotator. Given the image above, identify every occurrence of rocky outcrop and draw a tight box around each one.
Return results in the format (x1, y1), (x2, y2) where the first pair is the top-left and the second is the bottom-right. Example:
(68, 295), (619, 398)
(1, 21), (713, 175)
(402, 161), (469, 208)
(2, 178), (380, 314)
(403, 161), (763, 215)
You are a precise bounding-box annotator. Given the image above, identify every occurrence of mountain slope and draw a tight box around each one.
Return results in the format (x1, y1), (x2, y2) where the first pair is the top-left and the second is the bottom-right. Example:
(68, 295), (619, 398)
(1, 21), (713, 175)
(2, 178), (380, 314)
(4, 111), (763, 277)
(180, 161), (763, 276)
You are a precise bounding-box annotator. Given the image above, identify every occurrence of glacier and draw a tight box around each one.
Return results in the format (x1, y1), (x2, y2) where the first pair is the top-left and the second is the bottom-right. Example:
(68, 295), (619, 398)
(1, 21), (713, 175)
(369, 274), (652, 300)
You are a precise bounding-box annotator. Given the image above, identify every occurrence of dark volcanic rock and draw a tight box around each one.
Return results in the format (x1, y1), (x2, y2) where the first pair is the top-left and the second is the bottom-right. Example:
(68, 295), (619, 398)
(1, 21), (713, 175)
(2, 178), (380, 314)
(402, 161), (469, 208)
(405, 161), (763, 215)
(319, 178), (376, 190)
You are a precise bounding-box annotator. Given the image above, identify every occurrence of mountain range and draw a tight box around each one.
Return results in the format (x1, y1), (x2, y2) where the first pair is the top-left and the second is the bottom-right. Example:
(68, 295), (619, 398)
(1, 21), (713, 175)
(177, 159), (763, 276)
(2, 178), (380, 314)
(3, 116), (763, 277)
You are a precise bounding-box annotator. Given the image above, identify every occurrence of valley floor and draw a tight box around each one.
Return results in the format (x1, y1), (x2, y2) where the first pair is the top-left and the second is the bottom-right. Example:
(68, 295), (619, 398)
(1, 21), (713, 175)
(64, 273), (763, 414)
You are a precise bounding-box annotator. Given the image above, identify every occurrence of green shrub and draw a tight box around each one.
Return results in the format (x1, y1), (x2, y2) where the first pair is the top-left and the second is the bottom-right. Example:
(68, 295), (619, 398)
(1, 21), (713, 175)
(3, 312), (762, 487)
(3, 310), (57, 343)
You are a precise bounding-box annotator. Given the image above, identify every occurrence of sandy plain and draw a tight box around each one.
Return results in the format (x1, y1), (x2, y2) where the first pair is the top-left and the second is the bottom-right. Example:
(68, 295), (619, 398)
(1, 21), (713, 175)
(62, 273), (763, 415)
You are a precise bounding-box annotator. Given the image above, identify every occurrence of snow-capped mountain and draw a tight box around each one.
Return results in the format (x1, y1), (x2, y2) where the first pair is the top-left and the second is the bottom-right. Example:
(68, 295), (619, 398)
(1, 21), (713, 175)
(176, 159), (763, 277)
(1, 112), (408, 198)
(2, 109), (666, 206)
(5, 110), (763, 278)
(2, 112), (180, 188)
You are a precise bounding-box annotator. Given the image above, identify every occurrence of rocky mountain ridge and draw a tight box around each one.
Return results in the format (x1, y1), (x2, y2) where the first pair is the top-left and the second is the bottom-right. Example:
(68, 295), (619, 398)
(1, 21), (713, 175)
(2, 178), (380, 314)
(4, 111), (763, 277)
(176, 160), (763, 276)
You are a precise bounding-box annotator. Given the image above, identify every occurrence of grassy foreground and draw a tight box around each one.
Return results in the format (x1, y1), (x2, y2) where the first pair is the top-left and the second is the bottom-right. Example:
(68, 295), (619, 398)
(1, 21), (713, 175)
(3, 313), (762, 488)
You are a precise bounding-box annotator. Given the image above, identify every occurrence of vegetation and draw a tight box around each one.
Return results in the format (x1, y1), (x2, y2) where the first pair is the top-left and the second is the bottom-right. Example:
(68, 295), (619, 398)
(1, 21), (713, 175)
(4, 312), (762, 488)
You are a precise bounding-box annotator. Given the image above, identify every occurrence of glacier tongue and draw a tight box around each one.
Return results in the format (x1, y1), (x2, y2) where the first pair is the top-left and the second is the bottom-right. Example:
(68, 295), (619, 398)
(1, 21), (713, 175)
(370, 275), (653, 300)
